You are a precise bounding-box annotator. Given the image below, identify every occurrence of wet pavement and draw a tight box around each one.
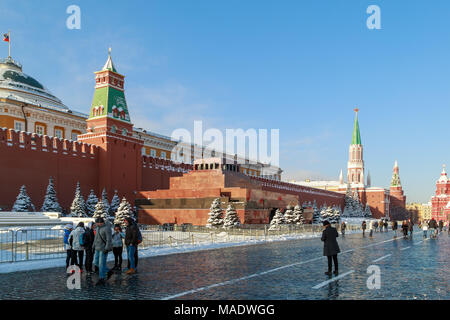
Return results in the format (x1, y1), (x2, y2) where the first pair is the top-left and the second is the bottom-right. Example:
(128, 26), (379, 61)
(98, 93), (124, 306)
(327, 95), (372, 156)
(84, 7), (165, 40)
(0, 229), (448, 300)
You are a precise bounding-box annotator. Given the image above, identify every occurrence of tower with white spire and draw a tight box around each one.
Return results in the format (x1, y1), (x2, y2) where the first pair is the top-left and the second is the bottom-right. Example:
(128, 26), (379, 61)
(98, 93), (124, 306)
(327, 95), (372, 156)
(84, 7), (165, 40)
(431, 164), (450, 222)
(347, 108), (365, 187)
(390, 160), (405, 209)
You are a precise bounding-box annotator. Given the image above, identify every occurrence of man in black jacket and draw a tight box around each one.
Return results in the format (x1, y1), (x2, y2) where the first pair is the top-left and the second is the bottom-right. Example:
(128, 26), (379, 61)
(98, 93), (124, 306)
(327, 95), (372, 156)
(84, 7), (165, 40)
(321, 220), (340, 276)
(84, 222), (95, 273)
(124, 217), (139, 274)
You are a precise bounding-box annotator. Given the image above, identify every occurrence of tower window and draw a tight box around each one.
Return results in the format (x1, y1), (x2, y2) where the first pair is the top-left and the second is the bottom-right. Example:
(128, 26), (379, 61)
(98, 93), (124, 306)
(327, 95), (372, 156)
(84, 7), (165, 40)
(122, 128), (128, 136)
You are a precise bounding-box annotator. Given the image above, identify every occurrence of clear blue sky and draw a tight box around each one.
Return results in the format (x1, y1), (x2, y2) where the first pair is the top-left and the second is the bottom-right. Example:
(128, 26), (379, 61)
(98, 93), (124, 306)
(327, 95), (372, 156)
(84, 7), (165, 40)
(1, 0), (449, 203)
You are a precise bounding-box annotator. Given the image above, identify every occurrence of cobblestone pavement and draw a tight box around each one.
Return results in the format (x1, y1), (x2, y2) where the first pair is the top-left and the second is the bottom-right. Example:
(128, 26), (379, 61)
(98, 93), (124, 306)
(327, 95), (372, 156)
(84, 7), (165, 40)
(0, 229), (448, 300)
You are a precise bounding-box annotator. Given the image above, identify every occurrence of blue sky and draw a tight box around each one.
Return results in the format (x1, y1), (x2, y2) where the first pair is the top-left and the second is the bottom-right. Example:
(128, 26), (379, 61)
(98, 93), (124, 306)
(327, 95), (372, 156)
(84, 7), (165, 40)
(1, 0), (449, 203)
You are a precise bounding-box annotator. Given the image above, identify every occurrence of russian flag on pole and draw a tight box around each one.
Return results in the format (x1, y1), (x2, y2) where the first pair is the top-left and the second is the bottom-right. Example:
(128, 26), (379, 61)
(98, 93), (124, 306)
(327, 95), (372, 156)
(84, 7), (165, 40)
(3, 34), (9, 42)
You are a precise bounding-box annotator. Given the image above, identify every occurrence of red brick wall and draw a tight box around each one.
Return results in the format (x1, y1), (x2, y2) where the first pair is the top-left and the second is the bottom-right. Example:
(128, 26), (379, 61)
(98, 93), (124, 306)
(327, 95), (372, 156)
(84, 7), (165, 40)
(0, 128), (99, 211)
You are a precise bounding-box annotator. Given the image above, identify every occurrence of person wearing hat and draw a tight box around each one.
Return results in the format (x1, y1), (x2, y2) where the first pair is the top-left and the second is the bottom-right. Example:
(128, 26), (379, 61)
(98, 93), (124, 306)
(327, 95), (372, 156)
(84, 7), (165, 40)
(93, 217), (113, 285)
(321, 220), (340, 276)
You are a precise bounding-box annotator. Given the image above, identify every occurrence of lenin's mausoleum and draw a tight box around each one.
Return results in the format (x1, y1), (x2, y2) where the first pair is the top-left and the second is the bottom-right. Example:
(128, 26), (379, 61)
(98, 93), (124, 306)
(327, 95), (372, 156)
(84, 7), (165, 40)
(0, 51), (407, 224)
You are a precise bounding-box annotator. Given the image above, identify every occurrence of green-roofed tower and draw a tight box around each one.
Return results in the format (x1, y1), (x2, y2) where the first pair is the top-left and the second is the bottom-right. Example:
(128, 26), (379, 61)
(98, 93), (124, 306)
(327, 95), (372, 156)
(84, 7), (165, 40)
(351, 108), (361, 145)
(88, 48), (130, 123)
(347, 108), (365, 187)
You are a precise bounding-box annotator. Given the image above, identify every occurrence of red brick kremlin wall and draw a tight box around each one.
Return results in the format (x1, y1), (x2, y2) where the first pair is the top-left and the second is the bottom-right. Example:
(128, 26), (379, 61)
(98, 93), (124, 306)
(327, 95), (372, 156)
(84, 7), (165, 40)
(0, 127), (190, 212)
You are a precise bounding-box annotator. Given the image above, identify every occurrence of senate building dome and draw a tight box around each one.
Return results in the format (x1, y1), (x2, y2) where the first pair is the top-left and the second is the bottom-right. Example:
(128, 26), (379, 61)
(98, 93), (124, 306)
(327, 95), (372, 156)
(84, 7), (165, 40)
(0, 57), (68, 112)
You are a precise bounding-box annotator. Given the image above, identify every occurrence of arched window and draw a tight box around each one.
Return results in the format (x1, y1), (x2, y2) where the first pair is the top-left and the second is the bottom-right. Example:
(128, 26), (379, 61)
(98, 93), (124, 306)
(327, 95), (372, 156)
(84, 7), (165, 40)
(122, 128), (127, 136)
(111, 125), (117, 133)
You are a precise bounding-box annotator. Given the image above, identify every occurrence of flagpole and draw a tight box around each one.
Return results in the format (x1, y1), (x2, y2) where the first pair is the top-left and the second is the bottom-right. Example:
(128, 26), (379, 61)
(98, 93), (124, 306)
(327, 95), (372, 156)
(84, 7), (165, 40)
(8, 31), (11, 58)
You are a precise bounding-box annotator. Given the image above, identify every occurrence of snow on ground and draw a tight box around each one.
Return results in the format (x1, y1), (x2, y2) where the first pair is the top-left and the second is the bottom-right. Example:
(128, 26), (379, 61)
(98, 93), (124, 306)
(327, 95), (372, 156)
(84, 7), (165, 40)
(0, 229), (361, 274)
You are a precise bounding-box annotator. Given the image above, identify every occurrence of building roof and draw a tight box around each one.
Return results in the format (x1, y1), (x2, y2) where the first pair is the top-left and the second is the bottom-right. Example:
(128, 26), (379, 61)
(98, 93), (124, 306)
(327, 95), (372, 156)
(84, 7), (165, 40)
(102, 48), (117, 72)
(351, 108), (362, 145)
(0, 57), (70, 113)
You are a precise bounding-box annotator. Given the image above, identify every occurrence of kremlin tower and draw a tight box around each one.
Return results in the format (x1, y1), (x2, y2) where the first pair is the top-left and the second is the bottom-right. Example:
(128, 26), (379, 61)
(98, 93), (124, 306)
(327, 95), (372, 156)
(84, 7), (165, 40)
(389, 160), (406, 208)
(431, 165), (450, 222)
(78, 49), (144, 202)
(347, 109), (365, 187)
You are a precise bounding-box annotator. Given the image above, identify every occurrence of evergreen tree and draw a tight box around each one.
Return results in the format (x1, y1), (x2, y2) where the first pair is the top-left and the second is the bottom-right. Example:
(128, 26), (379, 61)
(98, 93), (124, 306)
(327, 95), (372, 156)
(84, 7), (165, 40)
(114, 197), (133, 227)
(325, 206), (335, 223)
(223, 203), (241, 229)
(320, 205), (328, 223)
(70, 182), (86, 217)
(284, 205), (296, 224)
(206, 198), (223, 228)
(41, 177), (62, 212)
(92, 201), (108, 220)
(342, 183), (354, 217)
(101, 188), (110, 214)
(352, 190), (364, 217)
(364, 204), (372, 218)
(293, 204), (305, 225)
(85, 189), (98, 217)
(12, 185), (35, 212)
(109, 190), (120, 216)
(269, 209), (285, 230)
(312, 200), (321, 224)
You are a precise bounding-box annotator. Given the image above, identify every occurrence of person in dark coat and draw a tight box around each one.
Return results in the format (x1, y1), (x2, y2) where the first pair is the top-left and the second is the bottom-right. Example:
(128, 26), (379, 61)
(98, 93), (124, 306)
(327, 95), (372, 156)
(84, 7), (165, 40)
(84, 222), (95, 273)
(401, 220), (409, 238)
(321, 220), (340, 276)
(408, 220), (414, 239)
(361, 221), (367, 237)
(124, 217), (139, 274)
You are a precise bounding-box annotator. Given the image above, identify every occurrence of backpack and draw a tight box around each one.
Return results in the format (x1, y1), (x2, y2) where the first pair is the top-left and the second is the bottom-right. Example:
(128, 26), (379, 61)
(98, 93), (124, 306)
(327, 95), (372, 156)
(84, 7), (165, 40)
(79, 231), (86, 246)
(137, 228), (142, 245)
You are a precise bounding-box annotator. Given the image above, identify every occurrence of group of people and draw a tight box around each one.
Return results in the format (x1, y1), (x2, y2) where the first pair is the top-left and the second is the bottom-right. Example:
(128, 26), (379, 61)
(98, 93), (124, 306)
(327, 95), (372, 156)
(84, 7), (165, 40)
(360, 219), (390, 237)
(63, 217), (142, 285)
(419, 218), (449, 239)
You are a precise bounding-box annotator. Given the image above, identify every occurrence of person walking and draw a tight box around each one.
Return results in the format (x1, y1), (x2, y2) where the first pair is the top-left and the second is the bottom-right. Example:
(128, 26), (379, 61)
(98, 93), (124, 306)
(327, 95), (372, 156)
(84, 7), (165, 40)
(112, 224), (125, 271)
(93, 217), (113, 285)
(340, 221), (346, 236)
(438, 220), (444, 233)
(401, 220), (409, 238)
(84, 222), (95, 273)
(63, 224), (73, 271)
(422, 221), (428, 238)
(373, 220), (379, 232)
(379, 219), (384, 232)
(369, 220), (374, 237)
(429, 218), (437, 238)
(124, 217), (139, 275)
(362, 220), (367, 237)
(392, 220), (398, 238)
(69, 222), (86, 272)
(408, 220), (414, 239)
(384, 220), (388, 232)
(321, 220), (340, 276)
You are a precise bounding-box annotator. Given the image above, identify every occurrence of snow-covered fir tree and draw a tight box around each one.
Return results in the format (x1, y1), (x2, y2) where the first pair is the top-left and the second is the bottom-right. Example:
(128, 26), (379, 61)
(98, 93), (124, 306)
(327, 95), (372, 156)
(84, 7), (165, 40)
(312, 200), (321, 224)
(330, 206), (341, 224)
(206, 198), (223, 228)
(114, 197), (133, 227)
(352, 190), (364, 217)
(223, 203), (241, 229)
(320, 205), (328, 223)
(109, 190), (120, 216)
(342, 183), (354, 217)
(41, 177), (62, 212)
(293, 204), (305, 225)
(269, 209), (285, 230)
(85, 190), (98, 217)
(364, 204), (372, 218)
(284, 205), (296, 224)
(70, 182), (86, 217)
(92, 200), (108, 220)
(101, 188), (110, 214)
(12, 185), (35, 212)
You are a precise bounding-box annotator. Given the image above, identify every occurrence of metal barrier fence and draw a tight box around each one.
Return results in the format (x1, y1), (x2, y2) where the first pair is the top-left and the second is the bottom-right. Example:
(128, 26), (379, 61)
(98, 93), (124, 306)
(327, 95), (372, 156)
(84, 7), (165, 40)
(0, 224), (362, 264)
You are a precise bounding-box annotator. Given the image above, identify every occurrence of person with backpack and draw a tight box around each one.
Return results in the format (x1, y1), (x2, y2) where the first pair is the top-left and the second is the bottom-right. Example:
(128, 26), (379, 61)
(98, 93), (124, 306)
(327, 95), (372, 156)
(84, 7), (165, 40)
(93, 217), (113, 285)
(63, 224), (73, 270)
(112, 224), (125, 271)
(84, 222), (95, 273)
(69, 222), (86, 272)
(124, 217), (141, 275)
